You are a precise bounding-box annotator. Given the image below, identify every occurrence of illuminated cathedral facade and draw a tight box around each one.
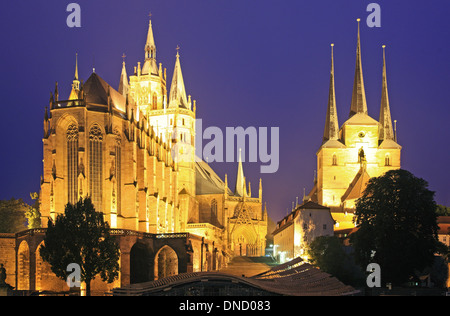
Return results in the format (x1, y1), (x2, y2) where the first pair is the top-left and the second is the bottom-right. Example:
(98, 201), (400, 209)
(22, 17), (268, 292)
(308, 20), (402, 230)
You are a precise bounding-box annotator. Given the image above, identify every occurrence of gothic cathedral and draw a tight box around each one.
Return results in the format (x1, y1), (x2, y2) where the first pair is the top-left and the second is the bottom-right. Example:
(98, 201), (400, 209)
(39, 17), (268, 268)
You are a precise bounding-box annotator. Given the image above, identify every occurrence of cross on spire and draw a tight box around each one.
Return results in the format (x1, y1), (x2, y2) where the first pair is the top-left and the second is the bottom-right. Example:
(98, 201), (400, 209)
(176, 45), (180, 57)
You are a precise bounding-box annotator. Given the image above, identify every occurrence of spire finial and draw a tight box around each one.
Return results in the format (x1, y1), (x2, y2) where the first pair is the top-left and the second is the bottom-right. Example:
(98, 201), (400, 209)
(323, 42), (339, 142)
(122, 53), (126, 63)
(74, 53), (79, 81)
(379, 44), (394, 142)
(349, 17), (368, 117)
(176, 45), (180, 58)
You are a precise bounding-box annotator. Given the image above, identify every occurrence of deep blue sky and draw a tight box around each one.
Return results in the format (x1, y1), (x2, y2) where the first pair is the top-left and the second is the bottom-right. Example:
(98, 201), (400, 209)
(1, 0), (449, 222)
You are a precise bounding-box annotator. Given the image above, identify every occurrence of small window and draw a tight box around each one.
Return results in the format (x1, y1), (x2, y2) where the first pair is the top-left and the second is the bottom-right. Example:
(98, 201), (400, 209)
(323, 224), (327, 230)
(332, 154), (337, 166)
(152, 94), (157, 110)
(385, 154), (391, 166)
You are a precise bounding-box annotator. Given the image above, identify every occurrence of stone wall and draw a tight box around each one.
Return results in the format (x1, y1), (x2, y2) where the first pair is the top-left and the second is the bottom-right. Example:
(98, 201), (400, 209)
(0, 234), (16, 288)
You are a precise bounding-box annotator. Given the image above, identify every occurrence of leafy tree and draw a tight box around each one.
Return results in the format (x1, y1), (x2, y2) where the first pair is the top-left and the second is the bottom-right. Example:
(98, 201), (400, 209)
(0, 198), (29, 233)
(350, 169), (439, 286)
(26, 192), (41, 229)
(307, 236), (364, 286)
(39, 198), (120, 296)
(436, 205), (450, 216)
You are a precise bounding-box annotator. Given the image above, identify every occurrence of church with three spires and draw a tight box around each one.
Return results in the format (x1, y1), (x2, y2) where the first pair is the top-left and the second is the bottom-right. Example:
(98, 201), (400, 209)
(308, 19), (402, 230)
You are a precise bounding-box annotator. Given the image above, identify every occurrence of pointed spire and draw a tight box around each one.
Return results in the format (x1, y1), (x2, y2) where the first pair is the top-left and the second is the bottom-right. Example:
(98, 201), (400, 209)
(169, 47), (188, 108)
(119, 54), (129, 96)
(142, 15), (158, 75)
(54, 82), (59, 101)
(259, 178), (263, 201)
(74, 53), (79, 81)
(323, 44), (340, 142)
(72, 53), (80, 90)
(235, 148), (246, 197)
(349, 19), (368, 118)
(69, 54), (80, 100)
(379, 45), (395, 143)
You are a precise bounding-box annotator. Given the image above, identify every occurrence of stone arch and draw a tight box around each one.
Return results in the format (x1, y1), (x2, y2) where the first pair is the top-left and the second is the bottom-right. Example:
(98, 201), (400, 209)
(154, 245), (178, 280)
(56, 113), (78, 131)
(130, 242), (151, 284)
(17, 241), (30, 291)
(233, 225), (258, 257)
(35, 241), (55, 292)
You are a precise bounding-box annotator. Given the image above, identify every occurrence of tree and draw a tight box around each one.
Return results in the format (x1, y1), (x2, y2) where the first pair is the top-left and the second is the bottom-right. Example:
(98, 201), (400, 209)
(436, 204), (450, 216)
(307, 236), (364, 286)
(350, 169), (439, 286)
(39, 198), (120, 296)
(26, 192), (41, 229)
(0, 198), (29, 233)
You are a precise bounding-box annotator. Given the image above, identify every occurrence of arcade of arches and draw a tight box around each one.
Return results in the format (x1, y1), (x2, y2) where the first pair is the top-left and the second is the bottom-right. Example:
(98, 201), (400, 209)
(1, 229), (227, 294)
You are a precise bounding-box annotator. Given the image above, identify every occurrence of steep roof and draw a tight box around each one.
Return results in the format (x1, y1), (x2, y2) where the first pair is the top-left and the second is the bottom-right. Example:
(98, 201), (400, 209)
(378, 45), (395, 143)
(323, 44), (340, 143)
(341, 166), (371, 202)
(142, 19), (158, 75)
(168, 51), (188, 109)
(195, 159), (233, 196)
(83, 72), (126, 112)
(349, 19), (368, 118)
(118, 61), (129, 96)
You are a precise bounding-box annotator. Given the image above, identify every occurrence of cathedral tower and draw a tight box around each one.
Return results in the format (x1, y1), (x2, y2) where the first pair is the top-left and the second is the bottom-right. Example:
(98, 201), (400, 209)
(313, 20), (402, 230)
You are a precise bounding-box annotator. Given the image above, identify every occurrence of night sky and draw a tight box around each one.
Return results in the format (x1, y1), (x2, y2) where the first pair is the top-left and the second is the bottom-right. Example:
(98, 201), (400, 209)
(1, 0), (449, 223)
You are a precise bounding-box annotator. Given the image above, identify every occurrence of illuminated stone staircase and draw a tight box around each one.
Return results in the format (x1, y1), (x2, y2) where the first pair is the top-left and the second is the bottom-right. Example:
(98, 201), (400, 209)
(219, 256), (278, 277)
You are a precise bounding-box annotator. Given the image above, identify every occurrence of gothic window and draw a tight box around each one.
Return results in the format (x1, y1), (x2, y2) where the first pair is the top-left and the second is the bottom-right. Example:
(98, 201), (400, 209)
(385, 153), (391, 166)
(152, 93), (157, 110)
(89, 125), (103, 211)
(67, 124), (79, 204)
(211, 199), (218, 225)
(332, 154), (337, 166)
(114, 132), (122, 215)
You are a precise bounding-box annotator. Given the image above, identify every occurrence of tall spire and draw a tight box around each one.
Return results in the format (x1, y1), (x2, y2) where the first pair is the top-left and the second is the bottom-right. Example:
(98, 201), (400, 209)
(349, 19), (368, 117)
(118, 54), (129, 97)
(379, 45), (394, 142)
(323, 44), (339, 143)
(168, 47), (188, 108)
(235, 149), (246, 197)
(69, 53), (80, 100)
(74, 53), (79, 81)
(142, 14), (158, 75)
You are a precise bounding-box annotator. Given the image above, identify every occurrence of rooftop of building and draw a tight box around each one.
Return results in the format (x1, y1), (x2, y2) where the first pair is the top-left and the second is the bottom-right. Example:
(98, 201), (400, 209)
(112, 257), (358, 296)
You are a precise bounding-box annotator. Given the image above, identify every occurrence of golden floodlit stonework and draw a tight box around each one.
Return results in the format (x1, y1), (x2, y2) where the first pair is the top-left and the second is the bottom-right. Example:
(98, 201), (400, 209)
(309, 23), (401, 231)
(15, 17), (268, 294)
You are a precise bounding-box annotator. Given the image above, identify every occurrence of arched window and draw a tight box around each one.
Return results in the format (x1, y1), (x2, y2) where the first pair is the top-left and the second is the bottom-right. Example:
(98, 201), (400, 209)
(332, 154), (337, 166)
(17, 241), (30, 291)
(114, 131), (122, 215)
(152, 93), (157, 110)
(211, 199), (218, 225)
(89, 125), (103, 211)
(385, 153), (391, 166)
(67, 124), (79, 204)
